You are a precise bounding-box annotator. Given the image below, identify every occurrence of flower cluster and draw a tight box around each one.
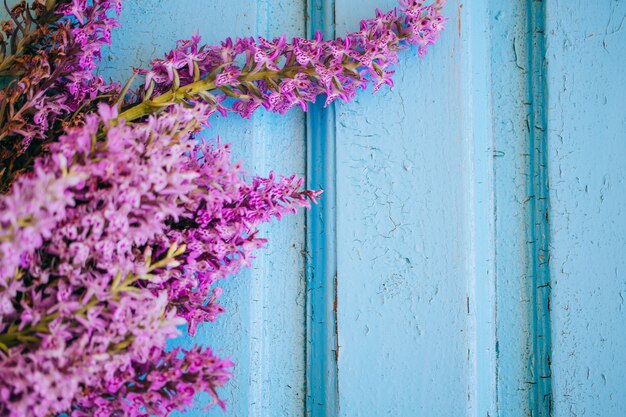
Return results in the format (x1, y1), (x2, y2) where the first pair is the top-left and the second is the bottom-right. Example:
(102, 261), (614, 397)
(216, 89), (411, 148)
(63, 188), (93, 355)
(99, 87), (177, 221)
(117, 0), (446, 123)
(0, 0), (122, 190)
(0, 102), (319, 416)
(0, 0), (445, 416)
(71, 346), (234, 416)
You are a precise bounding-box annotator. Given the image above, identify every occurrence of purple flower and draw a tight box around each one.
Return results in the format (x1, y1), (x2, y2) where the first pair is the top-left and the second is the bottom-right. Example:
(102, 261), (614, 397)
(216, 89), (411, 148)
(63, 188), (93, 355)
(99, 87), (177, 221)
(0, 100), (319, 415)
(121, 0), (445, 123)
(0, 0), (123, 189)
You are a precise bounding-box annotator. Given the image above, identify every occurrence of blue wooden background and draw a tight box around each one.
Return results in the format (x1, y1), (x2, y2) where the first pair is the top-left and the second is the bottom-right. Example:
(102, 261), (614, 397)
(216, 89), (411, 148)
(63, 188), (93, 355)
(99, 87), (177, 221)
(100, 0), (626, 416)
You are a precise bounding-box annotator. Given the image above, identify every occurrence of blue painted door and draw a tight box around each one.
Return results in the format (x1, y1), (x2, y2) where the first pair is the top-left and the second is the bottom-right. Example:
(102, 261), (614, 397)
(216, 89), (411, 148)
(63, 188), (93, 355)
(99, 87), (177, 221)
(101, 1), (626, 416)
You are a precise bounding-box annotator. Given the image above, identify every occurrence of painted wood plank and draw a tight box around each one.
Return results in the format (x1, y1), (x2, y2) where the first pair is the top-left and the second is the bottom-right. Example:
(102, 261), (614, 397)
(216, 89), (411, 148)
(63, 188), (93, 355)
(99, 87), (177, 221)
(331, 1), (556, 416)
(333, 1), (480, 415)
(463, 2), (499, 415)
(102, 1), (308, 416)
(544, 1), (626, 416)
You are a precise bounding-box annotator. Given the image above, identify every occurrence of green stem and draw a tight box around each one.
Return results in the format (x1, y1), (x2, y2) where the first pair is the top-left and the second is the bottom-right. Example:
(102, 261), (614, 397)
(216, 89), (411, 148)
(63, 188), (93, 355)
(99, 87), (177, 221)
(116, 65), (318, 123)
(0, 312), (58, 348)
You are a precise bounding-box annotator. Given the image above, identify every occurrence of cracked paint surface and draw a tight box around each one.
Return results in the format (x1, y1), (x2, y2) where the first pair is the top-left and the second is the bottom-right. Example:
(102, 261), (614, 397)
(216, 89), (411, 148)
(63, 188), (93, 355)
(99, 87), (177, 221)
(335, 1), (470, 415)
(546, 1), (626, 416)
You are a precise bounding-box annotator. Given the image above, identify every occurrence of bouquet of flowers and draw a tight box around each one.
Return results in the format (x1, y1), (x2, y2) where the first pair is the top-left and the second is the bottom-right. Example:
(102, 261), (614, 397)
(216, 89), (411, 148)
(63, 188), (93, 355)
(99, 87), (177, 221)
(0, 0), (445, 415)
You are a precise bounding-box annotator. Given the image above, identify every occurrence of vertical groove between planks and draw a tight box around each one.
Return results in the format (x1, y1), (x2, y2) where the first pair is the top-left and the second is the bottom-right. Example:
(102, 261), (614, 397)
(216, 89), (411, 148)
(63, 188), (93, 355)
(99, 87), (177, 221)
(305, 0), (339, 416)
(526, 0), (552, 415)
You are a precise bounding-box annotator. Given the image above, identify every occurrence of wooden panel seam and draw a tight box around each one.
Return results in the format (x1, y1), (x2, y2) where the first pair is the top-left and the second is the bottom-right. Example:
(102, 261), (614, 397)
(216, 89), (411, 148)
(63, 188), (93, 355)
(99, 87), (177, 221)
(305, 0), (339, 416)
(525, 0), (553, 415)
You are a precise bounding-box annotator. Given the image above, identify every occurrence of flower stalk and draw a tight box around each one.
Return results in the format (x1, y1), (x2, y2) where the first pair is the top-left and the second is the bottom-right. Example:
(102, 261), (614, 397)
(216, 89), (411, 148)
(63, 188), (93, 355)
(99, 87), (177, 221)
(115, 1), (445, 125)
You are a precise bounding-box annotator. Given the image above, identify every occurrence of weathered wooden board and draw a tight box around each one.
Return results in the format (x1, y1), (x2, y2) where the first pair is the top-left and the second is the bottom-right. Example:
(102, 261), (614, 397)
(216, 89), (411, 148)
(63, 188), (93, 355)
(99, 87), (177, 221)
(334, 0), (474, 415)
(545, 1), (626, 416)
